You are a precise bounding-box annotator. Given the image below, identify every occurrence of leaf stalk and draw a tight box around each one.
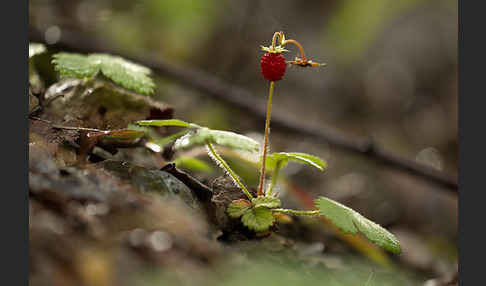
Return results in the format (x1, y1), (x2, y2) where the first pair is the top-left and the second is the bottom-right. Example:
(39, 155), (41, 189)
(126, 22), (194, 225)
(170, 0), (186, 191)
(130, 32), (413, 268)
(272, 209), (320, 216)
(206, 142), (253, 200)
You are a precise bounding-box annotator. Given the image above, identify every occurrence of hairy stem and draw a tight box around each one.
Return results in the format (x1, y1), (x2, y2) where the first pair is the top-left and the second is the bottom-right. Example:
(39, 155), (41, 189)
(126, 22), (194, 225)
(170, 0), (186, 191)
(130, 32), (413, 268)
(267, 160), (282, 196)
(206, 142), (253, 200)
(257, 81), (275, 196)
(282, 39), (306, 62)
(272, 209), (320, 216)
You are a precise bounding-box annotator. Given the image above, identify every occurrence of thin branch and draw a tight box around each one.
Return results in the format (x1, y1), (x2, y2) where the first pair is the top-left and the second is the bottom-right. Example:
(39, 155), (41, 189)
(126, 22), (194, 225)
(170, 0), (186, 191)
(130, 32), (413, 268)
(29, 27), (458, 193)
(29, 117), (105, 132)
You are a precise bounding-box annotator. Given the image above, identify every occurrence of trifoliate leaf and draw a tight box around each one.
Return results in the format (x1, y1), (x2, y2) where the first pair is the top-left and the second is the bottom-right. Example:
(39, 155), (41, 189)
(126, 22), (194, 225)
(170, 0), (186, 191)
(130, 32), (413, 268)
(315, 197), (401, 254)
(29, 43), (46, 58)
(174, 127), (259, 153)
(137, 119), (196, 128)
(252, 196), (281, 209)
(241, 207), (274, 232)
(52, 53), (155, 95)
(227, 199), (252, 219)
(266, 152), (327, 171)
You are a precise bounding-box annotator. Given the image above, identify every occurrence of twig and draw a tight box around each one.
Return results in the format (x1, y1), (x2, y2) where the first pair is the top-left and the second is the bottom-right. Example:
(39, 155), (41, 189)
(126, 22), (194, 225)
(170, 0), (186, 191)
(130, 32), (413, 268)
(29, 116), (105, 132)
(29, 27), (458, 192)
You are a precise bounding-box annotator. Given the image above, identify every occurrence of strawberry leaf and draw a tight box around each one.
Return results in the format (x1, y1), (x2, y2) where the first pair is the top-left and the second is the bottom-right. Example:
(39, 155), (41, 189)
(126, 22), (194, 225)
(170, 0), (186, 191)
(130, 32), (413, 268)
(174, 157), (213, 173)
(136, 119), (196, 128)
(252, 196), (281, 209)
(52, 52), (155, 95)
(52, 53), (99, 78)
(315, 197), (401, 254)
(241, 207), (274, 232)
(90, 54), (155, 95)
(266, 152), (327, 171)
(227, 199), (252, 219)
(174, 127), (259, 153)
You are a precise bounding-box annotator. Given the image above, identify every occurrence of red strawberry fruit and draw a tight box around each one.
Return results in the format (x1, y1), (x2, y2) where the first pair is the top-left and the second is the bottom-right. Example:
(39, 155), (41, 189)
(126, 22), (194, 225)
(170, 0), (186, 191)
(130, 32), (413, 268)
(260, 52), (286, 82)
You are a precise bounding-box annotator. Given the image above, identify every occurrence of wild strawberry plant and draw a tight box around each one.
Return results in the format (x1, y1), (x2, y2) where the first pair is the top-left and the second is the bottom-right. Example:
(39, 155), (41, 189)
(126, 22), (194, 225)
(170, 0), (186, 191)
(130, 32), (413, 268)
(138, 32), (401, 254)
(33, 36), (400, 254)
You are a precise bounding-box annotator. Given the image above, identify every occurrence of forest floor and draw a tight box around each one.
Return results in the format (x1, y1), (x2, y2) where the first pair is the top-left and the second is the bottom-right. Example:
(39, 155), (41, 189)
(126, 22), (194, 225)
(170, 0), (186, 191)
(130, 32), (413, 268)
(28, 74), (457, 286)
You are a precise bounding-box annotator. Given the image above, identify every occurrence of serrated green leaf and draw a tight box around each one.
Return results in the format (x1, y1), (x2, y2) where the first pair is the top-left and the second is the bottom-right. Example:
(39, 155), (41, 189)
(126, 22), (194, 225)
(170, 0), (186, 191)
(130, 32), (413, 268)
(174, 156), (213, 173)
(266, 152), (327, 171)
(315, 197), (401, 254)
(136, 119), (195, 128)
(173, 128), (211, 150)
(210, 130), (260, 152)
(29, 43), (46, 58)
(90, 54), (155, 95)
(241, 207), (274, 232)
(227, 199), (252, 219)
(52, 53), (99, 78)
(252, 196), (281, 209)
(52, 52), (155, 94)
(174, 127), (259, 153)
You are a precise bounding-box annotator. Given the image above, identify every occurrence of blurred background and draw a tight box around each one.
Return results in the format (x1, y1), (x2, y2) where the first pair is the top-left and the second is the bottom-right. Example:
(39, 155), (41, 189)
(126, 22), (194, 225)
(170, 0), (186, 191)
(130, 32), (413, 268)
(29, 0), (458, 285)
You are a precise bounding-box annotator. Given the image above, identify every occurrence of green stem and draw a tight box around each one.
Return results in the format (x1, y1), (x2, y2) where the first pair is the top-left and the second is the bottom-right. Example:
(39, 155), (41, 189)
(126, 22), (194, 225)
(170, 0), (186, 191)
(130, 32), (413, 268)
(267, 161), (282, 196)
(206, 142), (253, 200)
(257, 81), (275, 196)
(272, 209), (321, 216)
